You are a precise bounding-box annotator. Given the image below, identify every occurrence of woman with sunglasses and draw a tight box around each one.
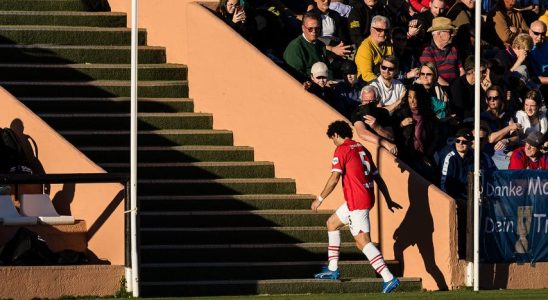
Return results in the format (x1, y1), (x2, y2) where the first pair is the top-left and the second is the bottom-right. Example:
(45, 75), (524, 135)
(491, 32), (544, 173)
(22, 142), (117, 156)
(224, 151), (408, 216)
(514, 89), (548, 145)
(417, 62), (452, 122)
(480, 85), (522, 169)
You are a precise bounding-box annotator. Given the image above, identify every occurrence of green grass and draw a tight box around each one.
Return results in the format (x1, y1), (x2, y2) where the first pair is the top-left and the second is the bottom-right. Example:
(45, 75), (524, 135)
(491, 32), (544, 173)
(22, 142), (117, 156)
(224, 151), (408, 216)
(139, 289), (548, 300)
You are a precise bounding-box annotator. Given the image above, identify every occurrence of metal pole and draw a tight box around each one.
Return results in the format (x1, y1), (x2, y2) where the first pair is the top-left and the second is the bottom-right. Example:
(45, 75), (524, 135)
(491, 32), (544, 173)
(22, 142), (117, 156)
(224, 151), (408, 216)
(473, 0), (482, 292)
(130, 0), (140, 296)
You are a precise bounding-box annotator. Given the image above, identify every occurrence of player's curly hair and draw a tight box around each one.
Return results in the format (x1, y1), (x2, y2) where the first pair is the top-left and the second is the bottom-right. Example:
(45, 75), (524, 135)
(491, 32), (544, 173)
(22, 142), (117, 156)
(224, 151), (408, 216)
(326, 121), (353, 139)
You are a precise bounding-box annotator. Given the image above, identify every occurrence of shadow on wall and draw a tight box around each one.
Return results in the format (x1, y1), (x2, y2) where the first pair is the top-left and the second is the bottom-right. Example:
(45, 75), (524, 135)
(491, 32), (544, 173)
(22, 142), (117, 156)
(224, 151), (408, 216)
(393, 160), (449, 290)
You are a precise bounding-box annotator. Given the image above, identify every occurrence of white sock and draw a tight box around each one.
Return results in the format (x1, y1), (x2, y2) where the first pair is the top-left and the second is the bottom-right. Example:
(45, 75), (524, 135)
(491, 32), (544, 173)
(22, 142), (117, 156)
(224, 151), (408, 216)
(362, 242), (394, 282)
(327, 230), (340, 271)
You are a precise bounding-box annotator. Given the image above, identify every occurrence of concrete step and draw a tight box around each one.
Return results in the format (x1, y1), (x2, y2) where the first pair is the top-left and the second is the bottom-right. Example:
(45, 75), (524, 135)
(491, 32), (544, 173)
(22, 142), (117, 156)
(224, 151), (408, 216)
(140, 242), (364, 263)
(139, 261), (401, 282)
(138, 194), (314, 211)
(0, 25), (146, 46)
(20, 97), (194, 113)
(140, 226), (354, 245)
(139, 210), (330, 227)
(139, 277), (422, 297)
(1, 80), (188, 97)
(0, 0), (95, 11)
(0, 63), (187, 81)
(60, 129), (234, 147)
(39, 112), (212, 130)
(103, 161), (275, 179)
(0, 11), (126, 27)
(0, 44), (167, 64)
(138, 178), (297, 196)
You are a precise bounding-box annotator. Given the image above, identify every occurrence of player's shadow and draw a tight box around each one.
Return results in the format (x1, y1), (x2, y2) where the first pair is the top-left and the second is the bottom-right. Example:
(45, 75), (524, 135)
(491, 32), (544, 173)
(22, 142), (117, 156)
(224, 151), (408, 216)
(393, 160), (448, 290)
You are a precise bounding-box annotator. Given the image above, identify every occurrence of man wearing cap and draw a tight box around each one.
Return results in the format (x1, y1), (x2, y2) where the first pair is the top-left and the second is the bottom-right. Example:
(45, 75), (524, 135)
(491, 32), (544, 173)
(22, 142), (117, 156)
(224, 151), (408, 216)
(439, 127), (474, 258)
(304, 62), (336, 108)
(334, 60), (363, 118)
(508, 131), (548, 169)
(419, 17), (464, 87)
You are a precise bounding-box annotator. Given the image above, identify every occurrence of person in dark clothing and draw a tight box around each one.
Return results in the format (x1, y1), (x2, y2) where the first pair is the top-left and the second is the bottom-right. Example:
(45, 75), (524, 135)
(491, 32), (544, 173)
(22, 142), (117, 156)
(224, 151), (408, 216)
(333, 60), (363, 118)
(304, 62), (337, 108)
(309, 0), (350, 46)
(450, 56), (487, 126)
(347, 0), (385, 47)
(217, 0), (258, 43)
(391, 83), (440, 182)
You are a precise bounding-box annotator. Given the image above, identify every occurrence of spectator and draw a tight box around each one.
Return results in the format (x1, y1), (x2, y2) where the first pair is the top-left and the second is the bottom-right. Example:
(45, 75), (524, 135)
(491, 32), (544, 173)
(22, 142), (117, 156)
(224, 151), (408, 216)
(217, 0), (258, 42)
(370, 55), (407, 113)
(418, 0), (447, 45)
(355, 15), (394, 82)
(486, 0), (529, 47)
(329, 0), (353, 18)
(446, 0), (474, 29)
(333, 60), (363, 118)
(508, 131), (548, 169)
(494, 33), (533, 75)
(391, 83), (440, 181)
(409, 0), (432, 14)
(347, 0), (386, 47)
(528, 20), (548, 100)
(283, 13), (330, 82)
(418, 62), (451, 121)
(304, 62), (338, 108)
(451, 56), (487, 125)
(384, 0), (413, 30)
(481, 85), (522, 169)
(420, 17), (464, 87)
(439, 127), (473, 258)
(514, 89), (548, 142)
(391, 27), (421, 83)
(309, 0), (350, 46)
(351, 85), (398, 154)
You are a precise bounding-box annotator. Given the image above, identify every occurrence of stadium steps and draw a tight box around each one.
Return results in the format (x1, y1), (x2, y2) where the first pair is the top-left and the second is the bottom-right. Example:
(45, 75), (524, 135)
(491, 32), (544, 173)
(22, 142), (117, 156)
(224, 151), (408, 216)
(0, 0), (422, 296)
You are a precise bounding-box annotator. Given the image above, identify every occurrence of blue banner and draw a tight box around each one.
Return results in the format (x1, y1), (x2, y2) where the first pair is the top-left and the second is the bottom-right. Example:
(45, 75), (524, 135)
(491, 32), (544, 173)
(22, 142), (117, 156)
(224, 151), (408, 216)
(480, 170), (548, 263)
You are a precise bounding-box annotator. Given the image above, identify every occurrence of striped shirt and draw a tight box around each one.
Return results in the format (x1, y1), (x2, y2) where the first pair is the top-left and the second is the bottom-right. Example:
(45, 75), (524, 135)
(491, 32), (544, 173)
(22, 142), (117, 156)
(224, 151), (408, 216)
(419, 42), (462, 84)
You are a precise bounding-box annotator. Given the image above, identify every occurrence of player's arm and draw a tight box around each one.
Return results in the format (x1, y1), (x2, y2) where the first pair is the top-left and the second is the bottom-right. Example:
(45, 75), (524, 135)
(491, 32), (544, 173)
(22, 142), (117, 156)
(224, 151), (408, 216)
(311, 171), (341, 211)
(373, 173), (402, 212)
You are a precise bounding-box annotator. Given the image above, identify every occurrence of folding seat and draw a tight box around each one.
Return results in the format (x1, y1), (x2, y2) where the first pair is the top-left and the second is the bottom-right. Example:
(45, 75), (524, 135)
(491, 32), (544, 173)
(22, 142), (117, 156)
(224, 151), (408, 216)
(19, 194), (74, 225)
(0, 195), (38, 225)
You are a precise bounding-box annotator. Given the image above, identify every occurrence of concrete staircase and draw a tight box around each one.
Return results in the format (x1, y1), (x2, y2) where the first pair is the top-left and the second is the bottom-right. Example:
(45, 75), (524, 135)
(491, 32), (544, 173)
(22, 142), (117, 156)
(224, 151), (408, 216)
(0, 0), (421, 296)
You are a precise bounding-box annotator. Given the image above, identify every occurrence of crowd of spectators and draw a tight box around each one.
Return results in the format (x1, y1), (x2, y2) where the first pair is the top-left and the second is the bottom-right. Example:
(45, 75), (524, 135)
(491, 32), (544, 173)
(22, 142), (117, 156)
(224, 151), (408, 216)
(215, 0), (548, 180)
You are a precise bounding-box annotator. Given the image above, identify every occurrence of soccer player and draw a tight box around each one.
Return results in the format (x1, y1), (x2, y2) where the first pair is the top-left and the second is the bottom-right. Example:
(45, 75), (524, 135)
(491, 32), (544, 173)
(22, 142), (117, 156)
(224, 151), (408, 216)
(311, 120), (402, 293)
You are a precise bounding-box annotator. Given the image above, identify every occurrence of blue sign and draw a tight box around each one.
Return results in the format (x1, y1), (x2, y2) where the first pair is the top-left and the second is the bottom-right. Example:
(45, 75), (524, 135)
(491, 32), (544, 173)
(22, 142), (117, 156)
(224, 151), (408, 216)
(480, 170), (548, 263)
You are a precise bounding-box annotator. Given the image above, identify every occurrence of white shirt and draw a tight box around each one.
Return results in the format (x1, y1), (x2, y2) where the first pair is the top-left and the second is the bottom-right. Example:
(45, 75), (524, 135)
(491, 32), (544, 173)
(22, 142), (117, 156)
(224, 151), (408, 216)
(370, 78), (406, 107)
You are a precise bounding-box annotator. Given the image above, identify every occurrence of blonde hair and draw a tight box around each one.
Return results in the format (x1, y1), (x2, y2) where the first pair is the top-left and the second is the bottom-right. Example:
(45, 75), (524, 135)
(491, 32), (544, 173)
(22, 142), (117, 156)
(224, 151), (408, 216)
(512, 33), (533, 51)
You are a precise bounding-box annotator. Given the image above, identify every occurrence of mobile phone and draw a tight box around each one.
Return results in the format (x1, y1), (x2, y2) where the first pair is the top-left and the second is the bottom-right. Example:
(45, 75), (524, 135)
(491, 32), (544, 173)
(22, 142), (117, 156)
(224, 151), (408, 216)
(235, 5), (244, 14)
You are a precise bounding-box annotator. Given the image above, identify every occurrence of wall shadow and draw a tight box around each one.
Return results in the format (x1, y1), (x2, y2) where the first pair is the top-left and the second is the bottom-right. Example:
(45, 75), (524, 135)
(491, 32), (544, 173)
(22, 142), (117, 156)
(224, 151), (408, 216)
(393, 161), (448, 290)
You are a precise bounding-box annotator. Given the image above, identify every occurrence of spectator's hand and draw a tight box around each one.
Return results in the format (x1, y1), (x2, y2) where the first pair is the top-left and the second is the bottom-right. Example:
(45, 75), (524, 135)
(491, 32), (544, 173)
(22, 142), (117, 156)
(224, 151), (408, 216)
(508, 119), (521, 134)
(400, 117), (414, 127)
(386, 141), (398, 156)
(494, 139), (508, 151)
(509, 26), (517, 34)
(311, 198), (322, 212)
(406, 67), (420, 79)
(363, 114), (377, 128)
(515, 49), (528, 64)
(326, 80), (338, 88)
(533, 5), (540, 14)
(386, 199), (403, 212)
(330, 42), (352, 57)
(408, 19), (421, 37)
(232, 10), (246, 23)
(303, 80), (312, 90)
(481, 76), (492, 91)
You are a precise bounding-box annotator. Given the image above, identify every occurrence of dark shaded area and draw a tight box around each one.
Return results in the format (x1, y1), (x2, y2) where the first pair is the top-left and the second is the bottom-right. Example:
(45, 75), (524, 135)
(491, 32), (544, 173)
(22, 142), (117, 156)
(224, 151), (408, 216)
(393, 161), (448, 290)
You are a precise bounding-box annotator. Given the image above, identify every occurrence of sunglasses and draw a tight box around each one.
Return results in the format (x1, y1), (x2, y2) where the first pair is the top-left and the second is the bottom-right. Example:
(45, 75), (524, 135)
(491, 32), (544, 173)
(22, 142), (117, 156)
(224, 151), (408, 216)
(304, 26), (321, 32)
(380, 65), (395, 72)
(315, 76), (327, 80)
(487, 96), (500, 101)
(420, 72), (433, 77)
(455, 139), (470, 145)
(531, 30), (546, 36)
(372, 27), (387, 33)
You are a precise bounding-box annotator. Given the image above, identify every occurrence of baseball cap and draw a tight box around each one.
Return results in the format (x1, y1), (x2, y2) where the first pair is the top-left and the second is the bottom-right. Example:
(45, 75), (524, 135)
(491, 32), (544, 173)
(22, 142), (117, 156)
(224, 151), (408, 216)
(456, 128), (473, 140)
(311, 62), (328, 78)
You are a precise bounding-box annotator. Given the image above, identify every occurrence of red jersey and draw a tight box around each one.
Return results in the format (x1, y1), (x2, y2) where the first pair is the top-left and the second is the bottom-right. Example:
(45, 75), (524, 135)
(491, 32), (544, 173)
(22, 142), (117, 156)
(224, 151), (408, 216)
(508, 147), (548, 170)
(331, 139), (378, 210)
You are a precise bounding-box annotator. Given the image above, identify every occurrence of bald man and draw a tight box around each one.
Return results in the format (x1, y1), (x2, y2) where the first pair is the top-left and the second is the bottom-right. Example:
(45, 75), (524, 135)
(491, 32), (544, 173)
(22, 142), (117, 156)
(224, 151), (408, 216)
(529, 20), (548, 100)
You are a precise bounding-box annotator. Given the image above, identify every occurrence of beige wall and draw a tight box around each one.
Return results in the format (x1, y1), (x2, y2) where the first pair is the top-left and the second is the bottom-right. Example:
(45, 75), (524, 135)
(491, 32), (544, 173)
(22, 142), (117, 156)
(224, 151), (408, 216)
(0, 88), (125, 265)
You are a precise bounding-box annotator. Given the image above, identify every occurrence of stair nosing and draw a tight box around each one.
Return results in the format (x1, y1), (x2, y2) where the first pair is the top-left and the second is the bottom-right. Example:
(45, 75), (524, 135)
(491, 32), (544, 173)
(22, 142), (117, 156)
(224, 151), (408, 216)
(140, 261), (379, 268)
(0, 25), (146, 31)
(0, 11), (126, 17)
(140, 277), (422, 285)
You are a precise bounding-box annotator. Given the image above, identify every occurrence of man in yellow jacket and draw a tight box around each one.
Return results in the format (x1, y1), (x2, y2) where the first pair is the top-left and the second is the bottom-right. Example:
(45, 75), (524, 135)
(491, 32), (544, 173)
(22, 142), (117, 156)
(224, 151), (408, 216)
(355, 15), (393, 82)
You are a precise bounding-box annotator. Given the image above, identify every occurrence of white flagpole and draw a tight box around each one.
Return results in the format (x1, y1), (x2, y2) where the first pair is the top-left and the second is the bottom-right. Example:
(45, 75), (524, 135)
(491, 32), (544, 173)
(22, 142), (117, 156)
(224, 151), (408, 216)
(474, 0), (482, 292)
(130, 0), (140, 297)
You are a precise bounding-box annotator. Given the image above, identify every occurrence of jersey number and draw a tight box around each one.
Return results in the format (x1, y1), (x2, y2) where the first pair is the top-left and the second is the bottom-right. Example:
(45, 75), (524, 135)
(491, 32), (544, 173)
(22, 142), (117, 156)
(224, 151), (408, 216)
(359, 151), (371, 176)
